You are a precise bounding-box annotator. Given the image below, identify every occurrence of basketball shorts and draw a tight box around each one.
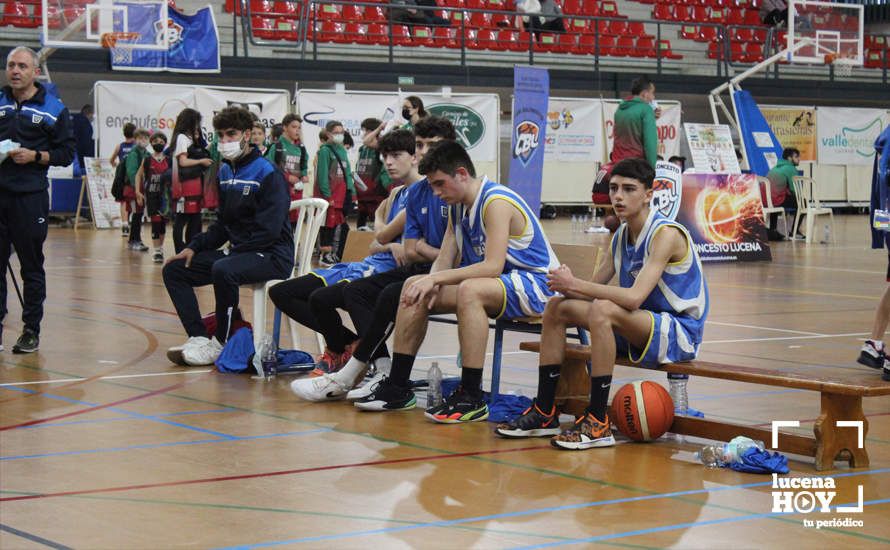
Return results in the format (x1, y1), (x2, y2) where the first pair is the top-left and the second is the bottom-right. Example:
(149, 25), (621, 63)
(615, 310), (701, 368)
(495, 269), (554, 320)
(311, 258), (394, 286)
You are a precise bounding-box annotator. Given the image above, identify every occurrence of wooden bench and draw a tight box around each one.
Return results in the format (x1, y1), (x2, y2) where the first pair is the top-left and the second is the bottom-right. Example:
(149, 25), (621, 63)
(519, 341), (890, 471)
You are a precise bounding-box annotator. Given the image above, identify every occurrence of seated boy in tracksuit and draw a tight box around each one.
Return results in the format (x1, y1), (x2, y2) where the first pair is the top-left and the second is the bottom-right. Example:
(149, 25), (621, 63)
(269, 129), (419, 378)
(495, 158), (709, 450)
(162, 106), (294, 366)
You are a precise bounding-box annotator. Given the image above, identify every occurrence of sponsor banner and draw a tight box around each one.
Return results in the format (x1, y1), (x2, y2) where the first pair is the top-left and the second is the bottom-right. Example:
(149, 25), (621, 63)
(760, 105), (817, 161)
(817, 107), (890, 165)
(83, 157), (122, 229)
(544, 98), (603, 162)
(676, 173), (771, 262)
(653, 160), (682, 220)
(684, 123), (741, 174)
(111, 5), (220, 73)
(604, 100), (682, 163)
(509, 66), (550, 215)
(418, 94), (497, 161)
(94, 81), (289, 160)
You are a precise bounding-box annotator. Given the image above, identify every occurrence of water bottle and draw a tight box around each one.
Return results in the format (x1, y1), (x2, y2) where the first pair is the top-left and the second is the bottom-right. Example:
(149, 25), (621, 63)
(668, 372), (689, 416)
(260, 334), (278, 380)
(581, 214), (589, 231)
(571, 214), (579, 233)
(822, 223), (830, 244)
(427, 361), (443, 407)
(696, 436), (765, 468)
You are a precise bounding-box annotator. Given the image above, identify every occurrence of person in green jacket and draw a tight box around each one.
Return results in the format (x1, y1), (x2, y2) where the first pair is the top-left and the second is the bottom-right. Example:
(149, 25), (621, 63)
(764, 147), (800, 240)
(611, 75), (659, 168)
(266, 114), (309, 227)
(124, 128), (151, 251)
(314, 120), (355, 265)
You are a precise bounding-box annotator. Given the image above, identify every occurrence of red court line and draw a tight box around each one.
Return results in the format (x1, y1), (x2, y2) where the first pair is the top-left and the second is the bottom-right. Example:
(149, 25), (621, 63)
(0, 445), (548, 502)
(0, 377), (200, 431)
(71, 297), (178, 316)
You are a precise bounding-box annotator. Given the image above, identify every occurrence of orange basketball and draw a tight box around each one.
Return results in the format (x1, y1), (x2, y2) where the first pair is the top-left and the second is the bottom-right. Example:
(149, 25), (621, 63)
(603, 214), (621, 233)
(609, 381), (675, 442)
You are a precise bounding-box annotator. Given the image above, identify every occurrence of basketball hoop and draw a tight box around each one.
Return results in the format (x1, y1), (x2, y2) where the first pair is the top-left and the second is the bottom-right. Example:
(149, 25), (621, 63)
(101, 31), (141, 65)
(824, 52), (856, 77)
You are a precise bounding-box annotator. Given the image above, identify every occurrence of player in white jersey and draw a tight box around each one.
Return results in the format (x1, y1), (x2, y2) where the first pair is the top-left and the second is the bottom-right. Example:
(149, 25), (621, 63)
(350, 140), (559, 423)
(496, 158), (709, 450)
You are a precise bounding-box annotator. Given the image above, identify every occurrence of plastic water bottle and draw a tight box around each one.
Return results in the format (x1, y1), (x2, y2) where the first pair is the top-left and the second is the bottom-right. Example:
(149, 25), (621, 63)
(822, 223), (830, 244)
(571, 214), (579, 233)
(696, 436), (765, 468)
(668, 372), (689, 416)
(427, 361), (443, 407)
(259, 334), (278, 380)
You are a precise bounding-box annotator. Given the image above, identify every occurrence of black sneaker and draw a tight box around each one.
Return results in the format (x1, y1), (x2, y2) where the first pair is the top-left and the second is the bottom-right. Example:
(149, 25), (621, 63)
(425, 385), (488, 424)
(12, 329), (39, 354)
(353, 378), (416, 411)
(495, 400), (561, 438)
(857, 340), (884, 370)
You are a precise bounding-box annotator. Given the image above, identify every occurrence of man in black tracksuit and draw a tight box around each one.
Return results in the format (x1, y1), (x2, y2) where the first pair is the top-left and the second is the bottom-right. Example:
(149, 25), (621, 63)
(1, 47), (75, 354)
(162, 106), (294, 366)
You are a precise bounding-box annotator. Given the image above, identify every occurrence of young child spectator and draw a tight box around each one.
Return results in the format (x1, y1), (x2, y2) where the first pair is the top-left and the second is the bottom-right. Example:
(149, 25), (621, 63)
(123, 128), (151, 252)
(170, 108), (212, 253)
(314, 120), (354, 265)
(251, 122), (267, 156)
(135, 132), (173, 263)
(266, 114), (309, 228)
(110, 122), (136, 238)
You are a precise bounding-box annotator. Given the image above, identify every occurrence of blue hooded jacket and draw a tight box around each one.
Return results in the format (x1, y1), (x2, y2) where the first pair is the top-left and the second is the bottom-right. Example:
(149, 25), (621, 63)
(869, 125), (890, 249)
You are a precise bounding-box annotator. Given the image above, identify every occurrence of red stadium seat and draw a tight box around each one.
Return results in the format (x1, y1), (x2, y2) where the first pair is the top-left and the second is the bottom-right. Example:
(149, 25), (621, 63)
(864, 50), (883, 69)
(563, 0), (583, 15)
(251, 16), (277, 40)
(691, 5), (709, 21)
(534, 33), (558, 52)
(434, 26), (460, 48)
(600, 1), (621, 18)
(627, 21), (651, 38)
(273, 1), (301, 20)
(363, 5), (386, 22)
(633, 36), (656, 57)
(743, 41), (763, 62)
(732, 27), (753, 42)
(673, 5), (691, 21)
(478, 28), (502, 49)
(569, 18), (590, 34)
(580, 0), (599, 17)
(249, 1), (275, 16)
(490, 12), (512, 27)
(680, 25), (698, 40)
(316, 3), (340, 21)
(698, 25), (720, 42)
(652, 3), (674, 21)
(555, 33), (578, 54)
(364, 22), (388, 45)
(658, 39), (683, 59)
(730, 41), (744, 61)
(412, 26), (434, 46)
(392, 24), (412, 46)
(3, 2), (38, 28)
(707, 40), (723, 59)
(467, 11), (492, 28)
(613, 35), (634, 56)
(744, 9), (761, 26)
(608, 19), (628, 36)
(341, 4), (363, 21)
(726, 8), (746, 25)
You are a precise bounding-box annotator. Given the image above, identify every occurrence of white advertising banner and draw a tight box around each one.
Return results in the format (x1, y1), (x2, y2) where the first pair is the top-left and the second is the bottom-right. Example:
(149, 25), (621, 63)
(544, 98), (603, 162)
(83, 157), (121, 229)
(684, 123), (741, 174)
(94, 81), (290, 160)
(604, 99), (682, 163)
(816, 107), (890, 165)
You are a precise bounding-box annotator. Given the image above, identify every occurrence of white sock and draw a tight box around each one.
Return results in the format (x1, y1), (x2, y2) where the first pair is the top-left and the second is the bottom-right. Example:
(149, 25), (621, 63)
(373, 357), (392, 375)
(336, 357), (368, 385)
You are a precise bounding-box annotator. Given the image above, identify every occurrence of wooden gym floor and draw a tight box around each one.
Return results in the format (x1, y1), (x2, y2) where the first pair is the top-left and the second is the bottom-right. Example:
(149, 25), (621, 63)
(1, 215), (889, 549)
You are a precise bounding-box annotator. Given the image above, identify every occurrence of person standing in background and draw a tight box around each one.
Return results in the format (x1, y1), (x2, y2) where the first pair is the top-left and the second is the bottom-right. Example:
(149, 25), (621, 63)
(71, 103), (94, 172)
(266, 114), (309, 229)
(170, 108), (212, 253)
(110, 122), (136, 238)
(611, 75), (660, 168)
(0, 47), (75, 353)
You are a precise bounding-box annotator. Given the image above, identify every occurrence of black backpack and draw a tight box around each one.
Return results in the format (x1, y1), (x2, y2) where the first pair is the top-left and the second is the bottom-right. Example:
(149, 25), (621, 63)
(111, 159), (128, 201)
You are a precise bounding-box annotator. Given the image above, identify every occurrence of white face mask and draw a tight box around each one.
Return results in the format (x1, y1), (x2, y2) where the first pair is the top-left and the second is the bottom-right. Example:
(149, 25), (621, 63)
(218, 140), (244, 160)
(332, 134), (345, 145)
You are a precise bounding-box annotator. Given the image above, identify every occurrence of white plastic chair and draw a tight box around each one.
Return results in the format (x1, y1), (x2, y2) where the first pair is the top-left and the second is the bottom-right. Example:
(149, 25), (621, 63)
(251, 198), (328, 350)
(757, 176), (789, 238)
(791, 176), (834, 244)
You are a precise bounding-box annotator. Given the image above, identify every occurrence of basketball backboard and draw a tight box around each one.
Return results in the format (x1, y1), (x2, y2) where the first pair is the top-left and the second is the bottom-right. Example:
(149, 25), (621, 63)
(42, 0), (168, 50)
(787, 0), (863, 65)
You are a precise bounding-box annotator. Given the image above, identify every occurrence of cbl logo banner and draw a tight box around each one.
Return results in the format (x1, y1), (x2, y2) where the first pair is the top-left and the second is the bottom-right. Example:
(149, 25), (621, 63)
(817, 107), (890, 165)
(509, 66), (550, 216)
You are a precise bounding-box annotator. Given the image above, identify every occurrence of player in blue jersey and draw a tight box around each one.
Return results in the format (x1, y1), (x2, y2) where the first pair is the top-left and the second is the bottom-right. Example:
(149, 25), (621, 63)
(270, 129), (419, 379)
(496, 158), (709, 450)
(349, 140), (559, 423)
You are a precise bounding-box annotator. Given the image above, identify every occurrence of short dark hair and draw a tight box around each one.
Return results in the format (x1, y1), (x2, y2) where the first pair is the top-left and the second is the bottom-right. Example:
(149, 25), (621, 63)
(782, 147), (800, 160)
(630, 75), (654, 96)
(378, 129), (416, 156)
(325, 120), (343, 132)
(81, 104), (93, 115)
(418, 140), (476, 178)
(213, 106), (254, 132)
(609, 158), (655, 189)
(414, 116), (457, 141)
(343, 132), (354, 148)
(361, 117), (381, 132)
(149, 132), (167, 143)
(270, 123), (284, 140)
(281, 114), (302, 126)
(122, 122), (136, 139)
(252, 121), (266, 132)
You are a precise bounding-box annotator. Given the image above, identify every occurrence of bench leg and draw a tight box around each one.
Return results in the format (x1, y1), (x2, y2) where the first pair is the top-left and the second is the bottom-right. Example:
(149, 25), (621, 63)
(814, 393), (869, 471)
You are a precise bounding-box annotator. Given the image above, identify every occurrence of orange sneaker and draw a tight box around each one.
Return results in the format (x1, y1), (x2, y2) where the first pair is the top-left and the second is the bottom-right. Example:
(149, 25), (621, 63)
(310, 345), (354, 377)
(550, 412), (615, 450)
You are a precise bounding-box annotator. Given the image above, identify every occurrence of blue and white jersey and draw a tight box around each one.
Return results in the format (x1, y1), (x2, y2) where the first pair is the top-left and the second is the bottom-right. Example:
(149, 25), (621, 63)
(313, 184), (410, 285)
(453, 178), (559, 274)
(403, 178), (449, 249)
(611, 209), (709, 362)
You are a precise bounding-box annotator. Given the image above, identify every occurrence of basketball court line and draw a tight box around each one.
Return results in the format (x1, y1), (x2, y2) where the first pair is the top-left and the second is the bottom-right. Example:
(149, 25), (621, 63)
(211, 469), (890, 549)
(709, 282), (875, 300)
(703, 332), (867, 345)
(17, 408), (235, 429)
(705, 321), (825, 336)
(767, 262), (884, 275)
(0, 369), (212, 387)
(0, 523), (73, 550)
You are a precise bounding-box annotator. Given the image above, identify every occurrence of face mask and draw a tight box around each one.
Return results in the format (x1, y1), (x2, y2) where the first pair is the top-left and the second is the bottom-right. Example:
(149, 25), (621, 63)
(151, 143), (165, 153)
(332, 134), (345, 145)
(401, 108), (412, 120)
(218, 140), (244, 160)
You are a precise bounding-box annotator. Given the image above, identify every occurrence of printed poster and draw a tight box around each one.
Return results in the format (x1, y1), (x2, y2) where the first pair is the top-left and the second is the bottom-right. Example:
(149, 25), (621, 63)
(684, 123), (741, 174)
(83, 157), (122, 229)
(760, 106), (817, 161)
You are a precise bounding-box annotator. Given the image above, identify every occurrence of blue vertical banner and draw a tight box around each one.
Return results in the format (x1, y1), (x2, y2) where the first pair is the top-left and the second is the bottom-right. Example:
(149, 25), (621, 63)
(509, 66), (550, 215)
(111, 5), (220, 73)
(733, 90), (783, 176)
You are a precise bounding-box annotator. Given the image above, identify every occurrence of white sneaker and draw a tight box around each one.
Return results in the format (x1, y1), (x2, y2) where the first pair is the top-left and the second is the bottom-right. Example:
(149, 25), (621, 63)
(346, 370), (388, 401)
(182, 336), (223, 366)
(167, 336), (210, 365)
(290, 372), (354, 402)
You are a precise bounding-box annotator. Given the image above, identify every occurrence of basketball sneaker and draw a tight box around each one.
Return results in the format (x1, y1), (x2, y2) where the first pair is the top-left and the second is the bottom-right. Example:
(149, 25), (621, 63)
(122, 225), (129, 237)
(495, 400), (561, 438)
(424, 385), (488, 424)
(353, 379), (416, 411)
(883, 357), (890, 382)
(152, 249), (164, 264)
(290, 372), (354, 402)
(11, 329), (39, 354)
(167, 336), (211, 366)
(182, 336), (223, 366)
(310, 344), (355, 377)
(857, 340), (884, 370)
(346, 357), (391, 401)
(550, 412), (615, 450)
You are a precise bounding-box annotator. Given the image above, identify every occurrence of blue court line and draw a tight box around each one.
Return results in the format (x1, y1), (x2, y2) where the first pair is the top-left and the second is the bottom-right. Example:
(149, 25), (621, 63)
(18, 408), (236, 430)
(213, 469), (890, 549)
(0, 523), (73, 550)
(0, 429), (331, 461)
(2, 386), (236, 439)
(512, 497), (890, 549)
